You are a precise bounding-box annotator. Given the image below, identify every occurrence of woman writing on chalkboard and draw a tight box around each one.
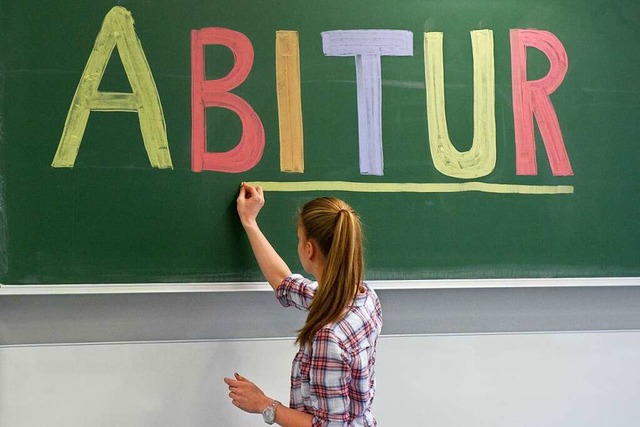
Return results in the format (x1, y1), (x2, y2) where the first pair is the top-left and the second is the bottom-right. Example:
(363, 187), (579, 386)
(224, 183), (382, 426)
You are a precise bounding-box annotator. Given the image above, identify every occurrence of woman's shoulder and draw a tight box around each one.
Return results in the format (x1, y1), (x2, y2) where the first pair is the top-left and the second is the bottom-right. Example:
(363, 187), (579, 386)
(281, 273), (316, 288)
(354, 282), (382, 314)
(276, 274), (317, 310)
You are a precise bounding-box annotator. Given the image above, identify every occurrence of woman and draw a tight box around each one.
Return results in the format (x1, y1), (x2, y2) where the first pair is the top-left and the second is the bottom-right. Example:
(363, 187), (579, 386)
(224, 183), (382, 426)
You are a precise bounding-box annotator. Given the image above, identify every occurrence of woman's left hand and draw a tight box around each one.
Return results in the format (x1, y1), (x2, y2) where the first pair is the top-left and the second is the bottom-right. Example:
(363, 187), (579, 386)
(224, 373), (272, 414)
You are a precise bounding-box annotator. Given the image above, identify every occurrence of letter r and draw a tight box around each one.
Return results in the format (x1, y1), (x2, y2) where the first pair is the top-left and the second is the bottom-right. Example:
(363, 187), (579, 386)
(510, 29), (573, 176)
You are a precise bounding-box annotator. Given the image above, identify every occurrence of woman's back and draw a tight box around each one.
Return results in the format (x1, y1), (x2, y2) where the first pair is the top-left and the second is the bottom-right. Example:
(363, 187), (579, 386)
(279, 275), (382, 426)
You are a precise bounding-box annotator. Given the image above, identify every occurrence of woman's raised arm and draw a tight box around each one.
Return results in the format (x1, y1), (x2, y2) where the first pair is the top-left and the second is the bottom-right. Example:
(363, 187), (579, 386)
(236, 183), (292, 290)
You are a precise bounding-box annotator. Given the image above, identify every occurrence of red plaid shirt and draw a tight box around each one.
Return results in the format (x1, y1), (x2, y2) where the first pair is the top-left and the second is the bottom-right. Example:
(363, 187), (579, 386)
(276, 274), (383, 427)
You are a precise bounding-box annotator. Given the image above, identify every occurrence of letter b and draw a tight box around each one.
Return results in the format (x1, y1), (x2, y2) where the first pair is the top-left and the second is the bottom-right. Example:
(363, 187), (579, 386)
(191, 28), (265, 173)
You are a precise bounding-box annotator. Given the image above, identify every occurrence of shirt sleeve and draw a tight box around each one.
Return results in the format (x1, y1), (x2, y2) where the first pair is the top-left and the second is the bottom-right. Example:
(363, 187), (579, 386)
(275, 274), (316, 311)
(308, 328), (352, 427)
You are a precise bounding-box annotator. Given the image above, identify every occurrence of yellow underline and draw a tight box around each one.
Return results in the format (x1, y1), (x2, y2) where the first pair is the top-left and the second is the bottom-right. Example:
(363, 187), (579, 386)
(248, 181), (574, 195)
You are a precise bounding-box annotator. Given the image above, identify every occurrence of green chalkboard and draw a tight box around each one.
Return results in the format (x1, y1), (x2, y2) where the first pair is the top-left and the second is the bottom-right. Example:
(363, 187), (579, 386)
(1, 0), (639, 284)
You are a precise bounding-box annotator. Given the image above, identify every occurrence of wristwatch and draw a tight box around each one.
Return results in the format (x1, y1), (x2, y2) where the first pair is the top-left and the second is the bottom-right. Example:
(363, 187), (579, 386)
(262, 400), (280, 425)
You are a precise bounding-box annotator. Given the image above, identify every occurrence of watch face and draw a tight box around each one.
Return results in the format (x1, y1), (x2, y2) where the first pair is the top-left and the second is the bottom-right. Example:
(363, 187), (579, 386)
(263, 407), (276, 424)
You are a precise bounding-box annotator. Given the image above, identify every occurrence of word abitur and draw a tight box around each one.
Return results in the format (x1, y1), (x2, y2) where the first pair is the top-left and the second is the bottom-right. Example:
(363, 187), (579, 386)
(52, 6), (574, 194)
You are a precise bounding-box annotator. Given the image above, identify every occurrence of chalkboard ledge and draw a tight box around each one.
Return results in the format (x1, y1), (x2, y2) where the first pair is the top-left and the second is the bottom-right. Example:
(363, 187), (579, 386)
(1, 277), (639, 295)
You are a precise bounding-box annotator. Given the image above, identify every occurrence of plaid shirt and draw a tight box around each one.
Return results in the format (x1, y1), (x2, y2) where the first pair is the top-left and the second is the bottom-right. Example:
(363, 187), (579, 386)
(276, 274), (383, 427)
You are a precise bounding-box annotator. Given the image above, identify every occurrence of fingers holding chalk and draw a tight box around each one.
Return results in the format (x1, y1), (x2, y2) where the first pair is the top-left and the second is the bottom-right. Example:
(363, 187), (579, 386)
(236, 182), (265, 226)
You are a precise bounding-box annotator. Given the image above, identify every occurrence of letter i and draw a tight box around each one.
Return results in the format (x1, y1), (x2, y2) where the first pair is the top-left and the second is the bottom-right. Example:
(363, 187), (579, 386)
(276, 31), (304, 173)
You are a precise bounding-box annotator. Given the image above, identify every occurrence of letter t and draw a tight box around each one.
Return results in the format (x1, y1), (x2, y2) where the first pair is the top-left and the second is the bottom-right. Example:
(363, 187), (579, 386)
(322, 30), (413, 176)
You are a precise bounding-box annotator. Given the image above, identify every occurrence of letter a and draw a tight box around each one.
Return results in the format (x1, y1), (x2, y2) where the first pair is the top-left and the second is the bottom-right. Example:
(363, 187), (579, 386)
(52, 6), (173, 169)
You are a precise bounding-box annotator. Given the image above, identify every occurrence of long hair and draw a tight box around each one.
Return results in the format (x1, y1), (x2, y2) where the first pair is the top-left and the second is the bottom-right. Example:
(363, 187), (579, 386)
(296, 197), (364, 347)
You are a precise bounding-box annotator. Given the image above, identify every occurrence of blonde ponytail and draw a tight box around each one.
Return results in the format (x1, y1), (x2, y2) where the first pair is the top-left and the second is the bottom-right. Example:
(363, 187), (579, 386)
(296, 198), (364, 346)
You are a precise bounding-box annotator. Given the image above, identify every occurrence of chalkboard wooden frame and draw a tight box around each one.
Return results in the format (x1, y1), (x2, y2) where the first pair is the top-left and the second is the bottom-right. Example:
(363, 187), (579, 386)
(1, 1), (638, 285)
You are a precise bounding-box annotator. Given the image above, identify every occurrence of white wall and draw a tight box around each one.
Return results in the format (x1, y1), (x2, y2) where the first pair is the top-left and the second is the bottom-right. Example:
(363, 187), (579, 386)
(2, 332), (640, 427)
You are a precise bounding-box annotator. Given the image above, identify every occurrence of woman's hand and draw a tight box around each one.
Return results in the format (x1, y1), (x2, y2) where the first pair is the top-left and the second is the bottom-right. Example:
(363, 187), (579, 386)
(224, 372), (272, 414)
(235, 181), (291, 289)
(237, 183), (265, 229)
